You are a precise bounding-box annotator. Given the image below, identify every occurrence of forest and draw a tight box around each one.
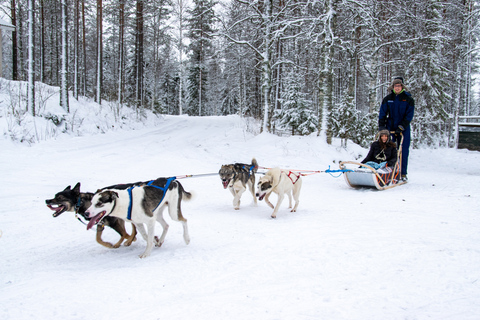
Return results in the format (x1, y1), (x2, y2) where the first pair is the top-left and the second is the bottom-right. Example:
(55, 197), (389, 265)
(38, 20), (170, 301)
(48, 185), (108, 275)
(1, 0), (479, 147)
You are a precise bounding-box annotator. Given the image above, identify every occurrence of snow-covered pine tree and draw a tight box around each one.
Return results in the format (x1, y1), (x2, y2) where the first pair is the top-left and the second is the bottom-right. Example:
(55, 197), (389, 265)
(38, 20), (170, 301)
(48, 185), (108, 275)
(275, 67), (318, 136)
(186, 0), (216, 116)
(329, 92), (357, 147)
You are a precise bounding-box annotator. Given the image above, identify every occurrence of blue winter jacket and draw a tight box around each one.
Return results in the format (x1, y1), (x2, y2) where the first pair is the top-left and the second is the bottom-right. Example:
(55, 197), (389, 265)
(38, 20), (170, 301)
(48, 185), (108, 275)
(378, 90), (415, 132)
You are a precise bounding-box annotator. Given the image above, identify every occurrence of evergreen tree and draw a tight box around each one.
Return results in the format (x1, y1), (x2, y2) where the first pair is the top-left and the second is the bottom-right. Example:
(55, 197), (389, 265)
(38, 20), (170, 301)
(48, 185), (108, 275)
(186, 0), (216, 116)
(275, 68), (318, 136)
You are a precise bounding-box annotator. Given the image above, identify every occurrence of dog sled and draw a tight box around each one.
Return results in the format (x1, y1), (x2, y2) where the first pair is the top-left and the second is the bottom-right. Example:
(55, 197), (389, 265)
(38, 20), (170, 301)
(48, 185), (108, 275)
(339, 133), (406, 190)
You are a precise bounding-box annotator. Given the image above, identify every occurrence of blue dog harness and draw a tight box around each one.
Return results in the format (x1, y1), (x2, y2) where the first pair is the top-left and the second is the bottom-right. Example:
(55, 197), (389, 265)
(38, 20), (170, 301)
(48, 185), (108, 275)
(126, 177), (176, 220)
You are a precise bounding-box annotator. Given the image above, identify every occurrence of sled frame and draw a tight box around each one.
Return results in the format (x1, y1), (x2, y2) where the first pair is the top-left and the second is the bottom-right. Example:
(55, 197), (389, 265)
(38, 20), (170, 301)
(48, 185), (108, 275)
(339, 132), (406, 190)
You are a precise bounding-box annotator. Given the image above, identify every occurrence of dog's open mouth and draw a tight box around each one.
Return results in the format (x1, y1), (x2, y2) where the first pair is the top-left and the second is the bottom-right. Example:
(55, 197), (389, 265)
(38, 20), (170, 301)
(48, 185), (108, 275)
(222, 180), (230, 189)
(47, 204), (66, 217)
(257, 193), (266, 201)
(86, 211), (107, 230)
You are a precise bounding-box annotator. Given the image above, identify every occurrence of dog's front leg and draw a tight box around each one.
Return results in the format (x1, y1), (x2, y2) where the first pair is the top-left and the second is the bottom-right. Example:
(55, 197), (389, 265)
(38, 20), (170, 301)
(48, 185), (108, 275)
(110, 219), (129, 248)
(134, 223), (149, 242)
(271, 193), (285, 219)
(232, 189), (244, 210)
(264, 192), (274, 209)
(139, 221), (156, 258)
(231, 183), (245, 210)
(95, 224), (115, 248)
(124, 224), (137, 246)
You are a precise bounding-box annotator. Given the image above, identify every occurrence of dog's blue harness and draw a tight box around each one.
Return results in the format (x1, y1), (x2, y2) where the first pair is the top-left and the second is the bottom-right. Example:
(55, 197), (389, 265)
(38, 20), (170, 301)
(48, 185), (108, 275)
(242, 164), (256, 178)
(126, 177), (176, 220)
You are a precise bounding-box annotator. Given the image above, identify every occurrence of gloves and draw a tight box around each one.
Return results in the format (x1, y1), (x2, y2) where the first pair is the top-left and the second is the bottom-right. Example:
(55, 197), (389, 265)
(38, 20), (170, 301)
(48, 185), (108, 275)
(395, 125), (404, 135)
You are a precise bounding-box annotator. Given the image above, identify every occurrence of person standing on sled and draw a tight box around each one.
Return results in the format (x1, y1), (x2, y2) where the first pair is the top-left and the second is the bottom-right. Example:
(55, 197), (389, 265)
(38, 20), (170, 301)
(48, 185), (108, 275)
(379, 77), (414, 181)
(361, 129), (397, 170)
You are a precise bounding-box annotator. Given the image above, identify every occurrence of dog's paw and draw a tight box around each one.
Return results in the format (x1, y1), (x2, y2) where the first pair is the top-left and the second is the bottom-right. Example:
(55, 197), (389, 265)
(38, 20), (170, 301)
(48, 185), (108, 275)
(234, 207), (240, 210)
(124, 237), (137, 247)
(271, 214), (276, 219)
(100, 242), (115, 248)
(154, 236), (164, 247)
(290, 209), (296, 212)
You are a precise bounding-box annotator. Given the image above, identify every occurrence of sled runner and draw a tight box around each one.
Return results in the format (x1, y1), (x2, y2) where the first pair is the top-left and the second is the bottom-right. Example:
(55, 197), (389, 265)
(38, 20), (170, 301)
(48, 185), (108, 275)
(339, 133), (406, 190)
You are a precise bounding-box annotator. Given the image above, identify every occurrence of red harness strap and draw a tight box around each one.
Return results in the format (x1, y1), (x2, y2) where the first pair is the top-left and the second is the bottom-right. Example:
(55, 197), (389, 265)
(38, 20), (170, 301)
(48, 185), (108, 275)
(286, 171), (301, 184)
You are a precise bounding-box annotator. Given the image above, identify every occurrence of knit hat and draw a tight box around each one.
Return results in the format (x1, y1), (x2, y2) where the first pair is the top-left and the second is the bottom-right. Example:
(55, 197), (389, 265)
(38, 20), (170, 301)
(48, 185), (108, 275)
(387, 77), (407, 92)
(377, 129), (391, 142)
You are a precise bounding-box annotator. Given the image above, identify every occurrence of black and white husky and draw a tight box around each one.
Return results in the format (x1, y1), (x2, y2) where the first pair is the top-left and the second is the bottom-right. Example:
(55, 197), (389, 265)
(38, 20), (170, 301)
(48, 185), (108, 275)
(218, 158), (258, 210)
(86, 178), (192, 258)
(46, 182), (137, 248)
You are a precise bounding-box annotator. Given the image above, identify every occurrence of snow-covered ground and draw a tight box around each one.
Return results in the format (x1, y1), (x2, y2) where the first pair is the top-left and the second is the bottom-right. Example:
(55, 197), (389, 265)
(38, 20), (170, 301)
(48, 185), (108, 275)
(1, 114), (480, 320)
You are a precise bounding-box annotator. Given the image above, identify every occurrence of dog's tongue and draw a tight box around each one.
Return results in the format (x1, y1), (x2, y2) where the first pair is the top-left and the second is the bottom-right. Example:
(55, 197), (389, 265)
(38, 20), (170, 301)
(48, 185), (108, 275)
(47, 204), (64, 217)
(86, 212), (105, 230)
(222, 180), (229, 189)
(258, 194), (265, 201)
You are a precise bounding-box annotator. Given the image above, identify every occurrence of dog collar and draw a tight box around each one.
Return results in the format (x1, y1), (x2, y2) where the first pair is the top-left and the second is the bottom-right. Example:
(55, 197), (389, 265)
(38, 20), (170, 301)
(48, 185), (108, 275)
(74, 196), (82, 213)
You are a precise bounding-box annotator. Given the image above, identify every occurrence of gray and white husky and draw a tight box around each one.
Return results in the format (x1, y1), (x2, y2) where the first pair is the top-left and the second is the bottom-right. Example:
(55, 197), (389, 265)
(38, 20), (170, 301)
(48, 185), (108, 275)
(218, 158), (258, 210)
(86, 178), (192, 258)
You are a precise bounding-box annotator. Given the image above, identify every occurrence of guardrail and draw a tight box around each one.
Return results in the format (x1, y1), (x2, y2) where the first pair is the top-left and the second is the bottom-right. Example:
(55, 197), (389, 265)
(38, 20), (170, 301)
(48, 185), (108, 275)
(457, 116), (480, 150)
(458, 116), (480, 127)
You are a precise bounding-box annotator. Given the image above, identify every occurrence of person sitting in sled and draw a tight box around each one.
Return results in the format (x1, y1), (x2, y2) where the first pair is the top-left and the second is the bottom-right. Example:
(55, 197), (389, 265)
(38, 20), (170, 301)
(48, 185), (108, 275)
(361, 129), (397, 170)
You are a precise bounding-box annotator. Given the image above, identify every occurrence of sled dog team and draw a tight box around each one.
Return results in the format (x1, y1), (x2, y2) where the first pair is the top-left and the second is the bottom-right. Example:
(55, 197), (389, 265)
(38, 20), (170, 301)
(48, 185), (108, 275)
(46, 158), (302, 258)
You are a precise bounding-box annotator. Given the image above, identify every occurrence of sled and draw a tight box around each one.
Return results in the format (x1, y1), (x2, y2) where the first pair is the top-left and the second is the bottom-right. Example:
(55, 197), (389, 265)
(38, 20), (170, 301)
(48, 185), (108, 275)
(339, 132), (406, 190)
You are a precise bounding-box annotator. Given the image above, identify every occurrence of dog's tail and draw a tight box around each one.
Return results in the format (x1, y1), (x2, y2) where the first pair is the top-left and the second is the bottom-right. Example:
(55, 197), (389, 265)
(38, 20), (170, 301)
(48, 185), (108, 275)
(177, 180), (194, 202)
(251, 158), (259, 174)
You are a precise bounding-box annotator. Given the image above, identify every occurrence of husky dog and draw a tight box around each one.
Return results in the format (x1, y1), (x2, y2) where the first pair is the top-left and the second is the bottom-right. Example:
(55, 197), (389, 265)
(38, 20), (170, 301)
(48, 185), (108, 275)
(46, 183), (137, 248)
(219, 158), (258, 210)
(86, 178), (192, 258)
(255, 168), (302, 218)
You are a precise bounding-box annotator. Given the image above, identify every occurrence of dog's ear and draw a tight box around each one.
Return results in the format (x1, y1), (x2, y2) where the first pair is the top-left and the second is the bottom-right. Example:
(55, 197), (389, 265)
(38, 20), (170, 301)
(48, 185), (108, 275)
(98, 190), (118, 203)
(105, 190), (119, 201)
(73, 183), (81, 194)
(63, 185), (71, 192)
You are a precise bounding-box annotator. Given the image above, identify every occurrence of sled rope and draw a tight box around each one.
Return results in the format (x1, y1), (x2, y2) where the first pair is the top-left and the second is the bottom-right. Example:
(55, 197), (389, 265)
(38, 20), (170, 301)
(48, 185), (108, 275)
(257, 165), (352, 178)
(175, 173), (219, 179)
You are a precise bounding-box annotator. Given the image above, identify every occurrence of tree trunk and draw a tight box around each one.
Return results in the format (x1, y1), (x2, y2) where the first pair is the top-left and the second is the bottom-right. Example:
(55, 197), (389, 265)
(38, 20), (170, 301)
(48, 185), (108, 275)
(96, 0), (103, 104)
(178, 0), (184, 115)
(135, 0), (144, 109)
(27, 0), (35, 116)
(261, 0), (273, 133)
(82, 0), (87, 96)
(60, 0), (69, 111)
(74, 0), (79, 100)
(11, 0), (18, 80)
(39, 0), (44, 82)
(117, 0), (125, 106)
